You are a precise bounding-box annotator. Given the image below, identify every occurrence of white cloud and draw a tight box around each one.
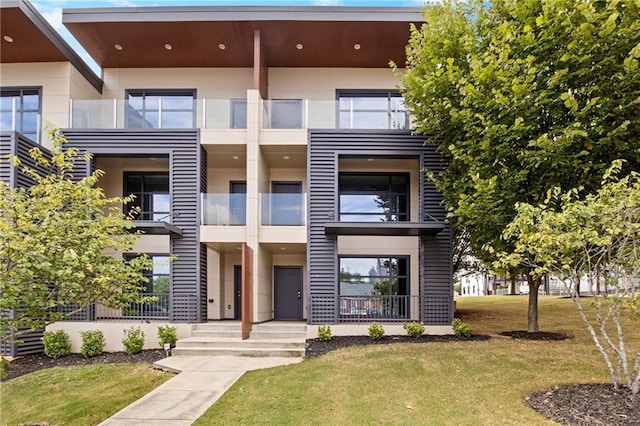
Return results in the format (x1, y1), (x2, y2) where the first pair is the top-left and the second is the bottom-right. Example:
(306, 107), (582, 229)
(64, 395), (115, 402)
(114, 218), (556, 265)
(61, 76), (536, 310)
(313, 0), (343, 5)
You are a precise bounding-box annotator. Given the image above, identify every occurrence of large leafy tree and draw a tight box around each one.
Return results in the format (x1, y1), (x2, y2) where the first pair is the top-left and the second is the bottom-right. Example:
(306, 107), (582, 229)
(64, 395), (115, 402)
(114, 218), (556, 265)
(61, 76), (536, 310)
(396, 0), (640, 331)
(0, 128), (153, 352)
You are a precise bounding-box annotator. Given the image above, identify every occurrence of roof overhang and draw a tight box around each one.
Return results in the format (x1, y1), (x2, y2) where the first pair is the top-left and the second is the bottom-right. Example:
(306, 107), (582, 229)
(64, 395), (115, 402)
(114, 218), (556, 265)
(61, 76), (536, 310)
(132, 220), (183, 238)
(62, 6), (423, 68)
(324, 221), (444, 237)
(0, 0), (103, 92)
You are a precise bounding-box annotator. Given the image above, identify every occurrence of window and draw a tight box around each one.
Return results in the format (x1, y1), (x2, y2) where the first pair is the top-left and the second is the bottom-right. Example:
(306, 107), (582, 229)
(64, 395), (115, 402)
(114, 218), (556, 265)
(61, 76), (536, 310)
(126, 90), (195, 129)
(125, 254), (170, 317)
(124, 172), (170, 221)
(339, 173), (409, 222)
(337, 90), (408, 130)
(339, 256), (409, 318)
(0, 87), (40, 141)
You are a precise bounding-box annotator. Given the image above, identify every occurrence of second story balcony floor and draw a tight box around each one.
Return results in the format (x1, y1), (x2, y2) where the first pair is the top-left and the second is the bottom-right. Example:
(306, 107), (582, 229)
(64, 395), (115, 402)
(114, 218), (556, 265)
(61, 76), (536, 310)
(69, 94), (411, 132)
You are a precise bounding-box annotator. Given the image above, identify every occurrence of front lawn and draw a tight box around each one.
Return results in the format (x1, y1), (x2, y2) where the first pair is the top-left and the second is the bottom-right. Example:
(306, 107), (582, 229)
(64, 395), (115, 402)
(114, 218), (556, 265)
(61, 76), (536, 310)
(194, 296), (639, 425)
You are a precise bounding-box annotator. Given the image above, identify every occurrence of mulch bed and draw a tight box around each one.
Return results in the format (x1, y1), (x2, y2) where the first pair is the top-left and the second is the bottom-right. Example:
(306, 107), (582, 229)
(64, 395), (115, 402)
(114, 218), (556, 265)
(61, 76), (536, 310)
(498, 330), (569, 341)
(2, 349), (166, 381)
(525, 383), (639, 426)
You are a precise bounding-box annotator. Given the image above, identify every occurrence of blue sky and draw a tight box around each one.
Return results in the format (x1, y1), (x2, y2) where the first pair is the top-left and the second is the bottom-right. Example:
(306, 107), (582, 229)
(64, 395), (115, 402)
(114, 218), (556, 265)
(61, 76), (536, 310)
(31, 0), (427, 75)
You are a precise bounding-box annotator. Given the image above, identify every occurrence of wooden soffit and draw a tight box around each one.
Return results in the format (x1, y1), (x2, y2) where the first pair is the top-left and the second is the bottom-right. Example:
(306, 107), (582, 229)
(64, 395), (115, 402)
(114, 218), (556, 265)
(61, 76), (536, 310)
(62, 6), (423, 69)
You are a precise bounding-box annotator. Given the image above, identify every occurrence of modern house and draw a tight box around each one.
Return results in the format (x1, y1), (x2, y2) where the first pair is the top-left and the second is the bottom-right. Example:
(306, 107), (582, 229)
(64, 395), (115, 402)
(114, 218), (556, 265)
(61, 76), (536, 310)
(0, 0), (453, 356)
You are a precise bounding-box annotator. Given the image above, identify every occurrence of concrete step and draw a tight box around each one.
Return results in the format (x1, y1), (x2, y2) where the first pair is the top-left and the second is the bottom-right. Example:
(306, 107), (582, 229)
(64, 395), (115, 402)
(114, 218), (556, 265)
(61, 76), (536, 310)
(192, 323), (242, 332)
(191, 330), (242, 338)
(252, 323), (307, 333)
(249, 330), (306, 339)
(176, 337), (305, 349)
(171, 346), (305, 357)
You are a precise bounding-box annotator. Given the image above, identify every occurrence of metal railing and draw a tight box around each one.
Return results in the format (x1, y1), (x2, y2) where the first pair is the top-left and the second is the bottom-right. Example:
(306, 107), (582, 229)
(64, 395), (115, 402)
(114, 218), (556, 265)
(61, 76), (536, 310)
(339, 295), (418, 323)
(260, 193), (306, 226)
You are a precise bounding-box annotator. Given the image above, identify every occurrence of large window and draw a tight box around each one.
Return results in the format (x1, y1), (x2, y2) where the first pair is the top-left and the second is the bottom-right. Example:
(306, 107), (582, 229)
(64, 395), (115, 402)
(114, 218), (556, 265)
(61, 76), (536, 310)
(339, 173), (409, 222)
(124, 172), (170, 221)
(338, 90), (408, 130)
(0, 87), (40, 141)
(126, 90), (195, 129)
(125, 254), (170, 317)
(339, 256), (409, 318)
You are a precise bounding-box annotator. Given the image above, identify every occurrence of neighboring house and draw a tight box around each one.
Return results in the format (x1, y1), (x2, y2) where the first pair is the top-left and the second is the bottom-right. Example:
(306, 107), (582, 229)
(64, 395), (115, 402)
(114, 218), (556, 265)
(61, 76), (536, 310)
(458, 270), (496, 297)
(0, 0), (453, 355)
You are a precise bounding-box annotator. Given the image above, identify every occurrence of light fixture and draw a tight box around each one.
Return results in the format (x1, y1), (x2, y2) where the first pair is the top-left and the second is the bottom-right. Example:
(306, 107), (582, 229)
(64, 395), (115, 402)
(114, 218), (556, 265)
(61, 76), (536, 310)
(367, 158), (374, 162)
(353, 43), (361, 50)
(296, 43), (303, 50)
(3, 35), (14, 42)
(280, 247), (286, 251)
(283, 155), (290, 160)
(114, 44), (123, 50)
(150, 157), (157, 161)
(218, 43), (226, 50)
(232, 155), (239, 160)
(164, 43), (172, 50)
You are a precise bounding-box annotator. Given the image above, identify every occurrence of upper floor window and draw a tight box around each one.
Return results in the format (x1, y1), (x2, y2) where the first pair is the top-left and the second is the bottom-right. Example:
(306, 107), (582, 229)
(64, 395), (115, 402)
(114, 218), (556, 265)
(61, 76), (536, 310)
(339, 173), (409, 222)
(337, 90), (408, 130)
(124, 172), (170, 221)
(126, 90), (195, 129)
(0, 87), (41, 141)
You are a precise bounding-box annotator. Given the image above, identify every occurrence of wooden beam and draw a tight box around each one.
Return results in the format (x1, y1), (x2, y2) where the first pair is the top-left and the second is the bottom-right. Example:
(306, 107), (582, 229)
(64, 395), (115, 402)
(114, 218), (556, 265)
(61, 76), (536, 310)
(253, 29), (268, 99)
(241, 243), (254, 340)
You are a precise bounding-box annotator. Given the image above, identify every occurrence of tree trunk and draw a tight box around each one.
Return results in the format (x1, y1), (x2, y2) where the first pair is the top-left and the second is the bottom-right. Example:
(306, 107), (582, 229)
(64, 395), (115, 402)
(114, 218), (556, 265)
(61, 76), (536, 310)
(527, 274), (541, 333)
(509, 274), (517, 295)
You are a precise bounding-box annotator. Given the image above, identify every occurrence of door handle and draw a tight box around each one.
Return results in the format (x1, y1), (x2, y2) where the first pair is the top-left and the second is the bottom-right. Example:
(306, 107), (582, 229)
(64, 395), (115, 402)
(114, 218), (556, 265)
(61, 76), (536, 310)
(297, 291), (301, 299)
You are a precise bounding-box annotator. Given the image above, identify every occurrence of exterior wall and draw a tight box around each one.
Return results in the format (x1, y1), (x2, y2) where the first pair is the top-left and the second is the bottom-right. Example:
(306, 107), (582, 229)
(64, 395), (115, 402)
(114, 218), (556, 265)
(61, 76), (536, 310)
(256, 245), (273, 322)
(46, 322), (192, 352)
(69, 65), (101, 101)
(101, 68), (253, 99)
(307, 130), (452, 325)
(0, 62), (74, 144)
(63, 129), (204, 322)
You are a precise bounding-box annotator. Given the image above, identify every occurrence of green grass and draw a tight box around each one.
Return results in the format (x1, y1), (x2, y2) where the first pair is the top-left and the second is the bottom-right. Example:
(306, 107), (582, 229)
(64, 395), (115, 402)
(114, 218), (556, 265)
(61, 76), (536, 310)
(0, 363), (171, 426)
(195, 296), (640, 425)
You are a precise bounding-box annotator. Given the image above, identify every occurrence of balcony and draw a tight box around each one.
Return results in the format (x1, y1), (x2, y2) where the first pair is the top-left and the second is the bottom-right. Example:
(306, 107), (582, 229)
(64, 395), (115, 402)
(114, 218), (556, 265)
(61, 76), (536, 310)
(260, 193), (306, 226)
(262, 99), (410, 130)
(69, 98), (247, 130)
(201, 193), (246, 226)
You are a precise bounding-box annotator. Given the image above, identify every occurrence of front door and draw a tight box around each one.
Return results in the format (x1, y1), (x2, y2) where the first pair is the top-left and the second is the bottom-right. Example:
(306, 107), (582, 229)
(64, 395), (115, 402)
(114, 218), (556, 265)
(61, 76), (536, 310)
(233, 265), (242, 320)
(274, 266), (303, 320)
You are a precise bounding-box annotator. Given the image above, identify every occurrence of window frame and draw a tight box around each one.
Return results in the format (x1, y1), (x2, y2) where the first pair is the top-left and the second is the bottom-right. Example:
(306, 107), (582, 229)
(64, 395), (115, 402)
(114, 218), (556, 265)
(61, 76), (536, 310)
(338, 172), (410, 222)
(0, 86), (42, 142)
(336, 89), (408, 130)
(123, 171), (170, 221)
(125, 89), (197, 129)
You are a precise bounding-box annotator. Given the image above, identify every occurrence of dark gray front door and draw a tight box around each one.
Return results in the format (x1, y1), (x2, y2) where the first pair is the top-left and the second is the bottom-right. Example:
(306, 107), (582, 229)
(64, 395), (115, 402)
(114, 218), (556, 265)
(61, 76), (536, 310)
(233, 265), (242, 320)
(274, 266), (303, 320)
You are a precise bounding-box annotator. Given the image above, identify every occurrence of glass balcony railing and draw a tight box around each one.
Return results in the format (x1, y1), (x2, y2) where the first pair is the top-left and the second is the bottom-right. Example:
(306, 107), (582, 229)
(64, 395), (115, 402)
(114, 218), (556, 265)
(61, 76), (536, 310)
(262, 99), (411, 130)
(201, 193), (246, 226)
(260, 193), (306, 226)
(69, 99), (247, 130)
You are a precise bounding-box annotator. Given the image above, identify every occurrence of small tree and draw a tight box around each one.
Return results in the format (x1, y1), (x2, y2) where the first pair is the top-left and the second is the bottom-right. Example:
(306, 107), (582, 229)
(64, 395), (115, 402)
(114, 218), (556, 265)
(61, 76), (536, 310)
(502, 161), (640, 393)
(0, 127), (153, 359)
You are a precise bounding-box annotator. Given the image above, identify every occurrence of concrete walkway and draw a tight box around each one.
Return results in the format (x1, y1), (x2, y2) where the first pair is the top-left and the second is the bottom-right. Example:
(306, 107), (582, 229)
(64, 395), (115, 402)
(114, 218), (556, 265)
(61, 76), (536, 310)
(99, 356), (303, 426)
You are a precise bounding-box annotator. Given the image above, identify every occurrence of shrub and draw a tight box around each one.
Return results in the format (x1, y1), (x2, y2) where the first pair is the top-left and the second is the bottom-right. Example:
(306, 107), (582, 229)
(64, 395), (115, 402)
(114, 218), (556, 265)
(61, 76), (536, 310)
(42, 330), (72, 359)
(80, 330), (105, 358)
(122, 326), (145, 355)
(317, 324), (332, 342)
(368, 322), (385, 340)
(157, 325), (178, 348)
(403, 321), (425, 338)
(452, 318), (472, 337)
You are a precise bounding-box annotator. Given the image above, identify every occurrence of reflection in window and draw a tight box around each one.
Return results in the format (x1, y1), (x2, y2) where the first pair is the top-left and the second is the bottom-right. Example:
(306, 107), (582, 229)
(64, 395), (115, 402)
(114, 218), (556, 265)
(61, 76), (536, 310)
(126, 90), (195, 129)
(0, 88), (40, 141)
(339, 257), (408, 296)
(124, 172), (170, 221)
(339, 173), (409, 222)
(338, 91), (408, 130)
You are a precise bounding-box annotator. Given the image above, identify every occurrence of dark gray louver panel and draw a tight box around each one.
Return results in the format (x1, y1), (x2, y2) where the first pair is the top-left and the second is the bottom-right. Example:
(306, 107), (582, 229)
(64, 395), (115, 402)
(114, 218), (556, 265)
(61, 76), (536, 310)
(198, 147), (207, 320)
(62, 129), (203, 322)
(0, 133), (51, 356)
(308, 130), (452, 325)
